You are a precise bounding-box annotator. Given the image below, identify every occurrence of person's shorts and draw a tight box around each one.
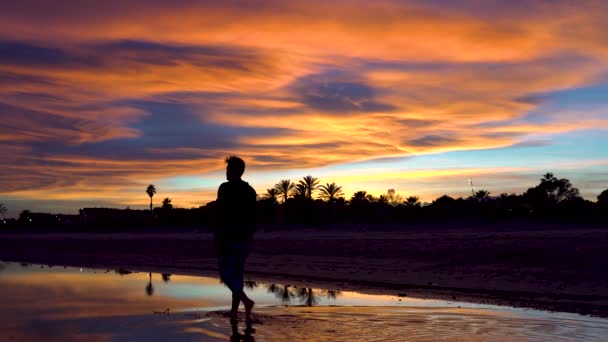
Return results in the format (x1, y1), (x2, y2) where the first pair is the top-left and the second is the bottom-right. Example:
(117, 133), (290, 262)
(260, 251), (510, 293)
(217, 242), (250, 292)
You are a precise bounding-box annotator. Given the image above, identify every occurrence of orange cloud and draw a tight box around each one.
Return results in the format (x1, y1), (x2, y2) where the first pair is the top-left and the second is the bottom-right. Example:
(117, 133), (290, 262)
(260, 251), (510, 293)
(0, 1), (607, 211)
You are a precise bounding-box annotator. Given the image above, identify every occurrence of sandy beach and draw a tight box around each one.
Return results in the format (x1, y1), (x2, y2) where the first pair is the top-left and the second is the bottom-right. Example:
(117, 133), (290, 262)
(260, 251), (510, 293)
(1, 225), (607, 317)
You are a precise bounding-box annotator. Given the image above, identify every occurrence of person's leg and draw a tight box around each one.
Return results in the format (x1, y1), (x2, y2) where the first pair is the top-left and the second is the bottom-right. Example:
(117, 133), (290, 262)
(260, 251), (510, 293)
(230, 291), (240, 319)
(236, 246), (254, 320)
(241, 290), (254, 321)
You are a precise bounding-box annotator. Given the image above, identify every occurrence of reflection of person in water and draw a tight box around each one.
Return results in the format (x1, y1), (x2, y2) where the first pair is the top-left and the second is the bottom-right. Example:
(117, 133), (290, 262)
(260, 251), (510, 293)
(215, 156), (257, 322)
(231, 319), (255, 342)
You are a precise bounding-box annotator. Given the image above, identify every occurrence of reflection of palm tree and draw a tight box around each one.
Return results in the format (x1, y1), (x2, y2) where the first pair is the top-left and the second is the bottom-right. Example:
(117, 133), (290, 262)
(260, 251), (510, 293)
(146, 184), (156, 211)
(298, 176), (320, 200)
(274, 179), (294, 203)
(244, 280), (259, 290)
(325, 289), (341, 300)
(267, 283), (279, 293)
(319, 183), (344, 202)
(146, 272), (154, 296)
(161, 273), (171, 283)
(297, 288), (318, 307)
(267, 283), (295, 303)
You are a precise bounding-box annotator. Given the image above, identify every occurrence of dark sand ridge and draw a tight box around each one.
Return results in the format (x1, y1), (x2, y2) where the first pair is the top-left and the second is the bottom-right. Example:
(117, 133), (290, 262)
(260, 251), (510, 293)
(1, 225), (607, 317)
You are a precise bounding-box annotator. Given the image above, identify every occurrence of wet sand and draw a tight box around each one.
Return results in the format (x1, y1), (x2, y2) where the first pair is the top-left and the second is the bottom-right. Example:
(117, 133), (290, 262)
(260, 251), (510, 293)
(1, 225), (607, 316)
(204, 306), (608, 342)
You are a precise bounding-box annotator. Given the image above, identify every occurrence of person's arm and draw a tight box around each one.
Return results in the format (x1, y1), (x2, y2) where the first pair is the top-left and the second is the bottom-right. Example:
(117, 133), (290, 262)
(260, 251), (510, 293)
(214, 184), (227, 237)
(246, 186), (257, 240)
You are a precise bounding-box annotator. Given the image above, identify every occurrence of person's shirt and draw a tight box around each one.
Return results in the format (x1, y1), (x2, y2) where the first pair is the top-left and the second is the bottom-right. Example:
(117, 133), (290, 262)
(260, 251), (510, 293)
(215, 179), (257, 243)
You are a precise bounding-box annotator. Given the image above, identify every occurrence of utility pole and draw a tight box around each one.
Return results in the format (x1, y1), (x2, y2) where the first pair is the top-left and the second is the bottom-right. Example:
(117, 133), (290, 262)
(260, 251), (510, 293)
(468, 178), (475, 196)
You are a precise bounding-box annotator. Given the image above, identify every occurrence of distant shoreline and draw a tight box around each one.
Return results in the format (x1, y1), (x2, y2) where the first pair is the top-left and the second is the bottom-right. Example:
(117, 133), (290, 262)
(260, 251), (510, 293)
(1, 226), (607, 317)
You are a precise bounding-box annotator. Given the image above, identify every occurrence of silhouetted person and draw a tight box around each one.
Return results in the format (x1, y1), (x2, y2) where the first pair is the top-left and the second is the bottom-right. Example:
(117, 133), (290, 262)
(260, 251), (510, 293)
(215, 156), (257, 322)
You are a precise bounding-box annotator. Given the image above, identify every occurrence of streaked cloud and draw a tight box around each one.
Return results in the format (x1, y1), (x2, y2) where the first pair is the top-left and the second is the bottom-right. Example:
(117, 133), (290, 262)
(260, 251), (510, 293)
(0, 0), (607, 215)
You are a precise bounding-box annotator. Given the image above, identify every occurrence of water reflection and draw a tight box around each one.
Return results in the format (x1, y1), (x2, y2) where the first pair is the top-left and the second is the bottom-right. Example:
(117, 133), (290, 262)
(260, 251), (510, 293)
(266, 284), (342, 306)
(243, 280), (258, 290)
(231, 318), (256, 341)
(0, 261), (606, 341)
(115, 268), (132, 275)
(267, 283), (295, 303)
(146, 272), (154, 296)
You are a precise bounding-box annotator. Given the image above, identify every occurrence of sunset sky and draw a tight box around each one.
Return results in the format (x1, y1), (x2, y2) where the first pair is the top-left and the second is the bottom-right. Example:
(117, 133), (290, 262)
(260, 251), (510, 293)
(1, 1), (607, 216)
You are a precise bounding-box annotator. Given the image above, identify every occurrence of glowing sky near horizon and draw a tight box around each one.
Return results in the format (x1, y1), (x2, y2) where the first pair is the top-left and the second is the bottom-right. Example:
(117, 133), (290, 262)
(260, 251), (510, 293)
(1, 0), (607, 216)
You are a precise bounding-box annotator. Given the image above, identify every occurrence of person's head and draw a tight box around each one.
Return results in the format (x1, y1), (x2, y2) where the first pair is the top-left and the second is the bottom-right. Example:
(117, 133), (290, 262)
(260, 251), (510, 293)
(225, 156), (245, 181)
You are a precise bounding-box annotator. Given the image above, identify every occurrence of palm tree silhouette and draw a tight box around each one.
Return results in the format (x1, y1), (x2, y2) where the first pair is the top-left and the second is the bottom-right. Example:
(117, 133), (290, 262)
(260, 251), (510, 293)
(385, 189), (403, 205)
(146, 184), (156, 211)
(146, 272), (154, 296)
(319, 182), (344, 202)
(538, 173), (579, 203)
(274, 179), (295, 203)
(293, 183), (307, 200)
(0, 203), (7, 218)
(161, 197), (172, 210)
(264, 188), (279, 204)
(405, 196), (421, 207)
(350, 191), (368, 203)
(298, 175), (320, 200)
(598, 189), (608, 206)
(474, 190), (491, 202)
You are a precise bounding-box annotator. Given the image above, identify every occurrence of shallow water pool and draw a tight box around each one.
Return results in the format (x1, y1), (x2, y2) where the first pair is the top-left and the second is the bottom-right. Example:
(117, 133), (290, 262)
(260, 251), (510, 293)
(0, 262), (606, 341)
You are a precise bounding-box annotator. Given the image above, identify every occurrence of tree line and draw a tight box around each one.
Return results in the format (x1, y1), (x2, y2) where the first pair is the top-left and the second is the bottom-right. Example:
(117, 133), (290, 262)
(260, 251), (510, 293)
(2, 172), (607, 231)
(252, 172), (607, 226)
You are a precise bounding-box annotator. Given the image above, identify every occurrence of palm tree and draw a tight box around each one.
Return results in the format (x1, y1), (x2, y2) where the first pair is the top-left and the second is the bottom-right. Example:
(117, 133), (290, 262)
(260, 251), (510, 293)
(298, 175), (320, 200)
(474, 190), (491, 202)
(263, 188), (279, 204)
(385, 189), (404, 205)
(293, 183), (307, 200)
(598, 189), (608, 206)
(0, 203), (7, 218)
(161, 197), (173, 210)
(146, 184), (156, 211)
(319, 182), (344, 202)
(274, 179), (295, 203)
(405, 196), (421, 207)
(350, 191), (368, 204)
